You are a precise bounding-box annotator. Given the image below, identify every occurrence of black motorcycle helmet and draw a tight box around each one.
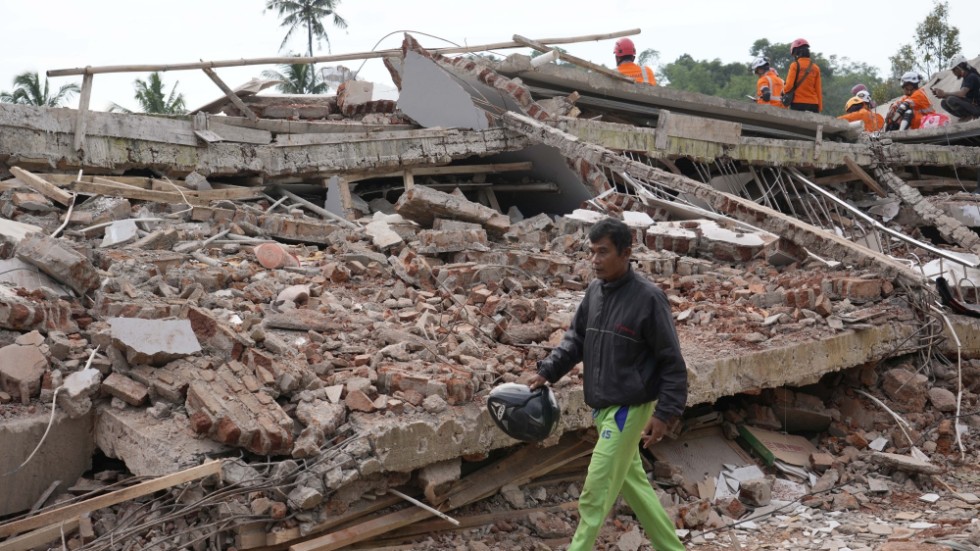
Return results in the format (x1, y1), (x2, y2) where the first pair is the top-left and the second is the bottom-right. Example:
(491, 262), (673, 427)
(487, 383), (560, 442)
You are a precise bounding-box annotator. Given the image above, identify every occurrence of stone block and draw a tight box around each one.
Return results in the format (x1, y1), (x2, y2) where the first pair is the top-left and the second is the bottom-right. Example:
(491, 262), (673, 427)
(645, 223), (698, 255)
(927, 387), (957, 412)
(0, 338), (47, 404)
(109, 317), (202, 366)
(417, 228), (489, 253)
(102, 373), (149, 406)
(882, 368), (928, 412)
(57, 367), (102, 418)
(15, 232), (101, 296)
(419, 458), (461, 504)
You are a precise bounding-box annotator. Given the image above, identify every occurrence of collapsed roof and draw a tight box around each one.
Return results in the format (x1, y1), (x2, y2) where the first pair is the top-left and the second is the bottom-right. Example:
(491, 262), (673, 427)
(1, 32), (980, 550)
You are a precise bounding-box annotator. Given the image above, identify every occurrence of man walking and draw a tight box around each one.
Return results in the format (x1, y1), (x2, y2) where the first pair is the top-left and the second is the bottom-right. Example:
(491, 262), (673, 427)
(529, 217), (687, 551)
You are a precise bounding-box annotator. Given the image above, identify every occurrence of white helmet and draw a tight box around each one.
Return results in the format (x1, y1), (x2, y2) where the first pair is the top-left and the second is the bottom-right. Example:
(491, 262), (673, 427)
(750, 57), (769, 71)
(949, 53), (968, 68)
(856, 90), (872, 103)
(900, 71), (921, 85)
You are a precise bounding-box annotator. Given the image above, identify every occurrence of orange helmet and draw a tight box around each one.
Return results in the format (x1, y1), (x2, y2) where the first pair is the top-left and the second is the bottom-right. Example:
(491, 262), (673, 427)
(614, 38), (636, 57)
(845, 96), (864, 111)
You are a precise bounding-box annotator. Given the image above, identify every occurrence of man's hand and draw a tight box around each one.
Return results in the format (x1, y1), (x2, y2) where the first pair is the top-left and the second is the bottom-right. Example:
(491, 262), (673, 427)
(527, 374), (548, 390)
(641, 416), (668, 449)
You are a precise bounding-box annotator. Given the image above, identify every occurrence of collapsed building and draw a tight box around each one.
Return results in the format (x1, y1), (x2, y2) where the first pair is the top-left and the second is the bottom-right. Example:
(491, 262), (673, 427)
(1, 32), (980, 551)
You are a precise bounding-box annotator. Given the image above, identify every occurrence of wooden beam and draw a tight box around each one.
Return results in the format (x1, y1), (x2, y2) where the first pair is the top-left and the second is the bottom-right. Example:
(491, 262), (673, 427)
(289, 507), (434, 551)
(843, 156), (888, 198)
(48, 29), (641, 77)
(9, 167), (73, 206)
(69, 180), (209, 206)
(73, 72), (93, 151)
(202, 67), (259, 122)
(0, 518), (78, 551)
(403, 170), (415, 191)
(0, 460), (221, 538)
(513, 34), (634, 83)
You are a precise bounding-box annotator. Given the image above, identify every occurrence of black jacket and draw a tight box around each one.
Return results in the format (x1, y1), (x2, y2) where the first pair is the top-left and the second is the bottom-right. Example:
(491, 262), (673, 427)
(537, 267), (688, 422)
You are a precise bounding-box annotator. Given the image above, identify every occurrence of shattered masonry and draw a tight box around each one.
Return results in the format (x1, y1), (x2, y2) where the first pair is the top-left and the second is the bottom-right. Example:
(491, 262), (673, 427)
(1, 35), (980, 550)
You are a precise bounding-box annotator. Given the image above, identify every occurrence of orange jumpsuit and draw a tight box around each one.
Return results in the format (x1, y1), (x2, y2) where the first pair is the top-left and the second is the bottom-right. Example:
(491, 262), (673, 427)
(784, 57), (823, 112)
(838, 109), (885, 132)
(756, 68), (786, 108)
(896, 88), (935, 129)
(617, 62), (657, 86)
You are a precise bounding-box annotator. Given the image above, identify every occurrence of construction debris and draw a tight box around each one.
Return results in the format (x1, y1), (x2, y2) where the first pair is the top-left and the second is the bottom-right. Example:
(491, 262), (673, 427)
(1, 32), (979, 551)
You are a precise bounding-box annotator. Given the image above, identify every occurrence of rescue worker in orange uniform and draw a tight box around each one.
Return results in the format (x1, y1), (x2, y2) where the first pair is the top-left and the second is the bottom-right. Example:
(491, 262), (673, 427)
(885, 72), (935, 131)
(614, 38), (657, 86)
(783, 38), (823, 112)
(838, 95), (884, 132)
(751, 56), (786, 108)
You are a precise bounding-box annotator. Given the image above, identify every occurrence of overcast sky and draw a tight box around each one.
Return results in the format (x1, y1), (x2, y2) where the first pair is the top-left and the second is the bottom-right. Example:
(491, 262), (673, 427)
(2, 0), (979, 112)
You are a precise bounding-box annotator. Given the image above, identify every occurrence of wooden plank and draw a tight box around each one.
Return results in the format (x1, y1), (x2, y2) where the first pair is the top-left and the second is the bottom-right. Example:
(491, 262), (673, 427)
(383, 501), (578, 540)
(0, 460), (222, 538)
(9, 167), (73, 206)
(654, 110), (670, 150)
(403, 170), (415, 191)
(0, 518), (78, 551)
(202, 67), (259, 122)
(843, 156), (888, 197)
(73, 72), (93, 151)
(513, 34), (633, 83)
(289, 507), (433, 551)
(265, 494), (403, 546)
(69, 180), (209, 206)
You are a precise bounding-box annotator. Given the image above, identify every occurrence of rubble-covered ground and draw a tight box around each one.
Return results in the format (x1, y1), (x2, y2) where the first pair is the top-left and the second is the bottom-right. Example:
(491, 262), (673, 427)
(2, 35), (980, 551)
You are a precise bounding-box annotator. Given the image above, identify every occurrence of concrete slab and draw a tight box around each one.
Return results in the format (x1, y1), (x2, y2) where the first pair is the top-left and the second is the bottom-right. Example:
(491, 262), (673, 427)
(94, 406), (231, 477)
(100, 219), (139, 248)
(398, 50), (490, 131)
(108, 317), (202, 366)
(0, 410), (94, 516)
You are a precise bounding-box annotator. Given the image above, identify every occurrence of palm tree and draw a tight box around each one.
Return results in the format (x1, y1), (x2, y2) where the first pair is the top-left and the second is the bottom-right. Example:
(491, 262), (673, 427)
(0, 71), (80, 107)
(261, 60), (329, 94)
(265, 0), (347, 56)
(109, 72), (186, 115)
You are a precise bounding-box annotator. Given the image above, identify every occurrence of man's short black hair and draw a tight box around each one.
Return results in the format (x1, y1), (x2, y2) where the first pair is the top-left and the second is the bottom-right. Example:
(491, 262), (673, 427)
(589, 218), (632, 255)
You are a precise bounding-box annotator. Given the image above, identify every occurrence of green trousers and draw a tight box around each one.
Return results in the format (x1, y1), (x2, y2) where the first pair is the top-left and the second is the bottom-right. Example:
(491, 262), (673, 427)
(567, 402), (686, 551)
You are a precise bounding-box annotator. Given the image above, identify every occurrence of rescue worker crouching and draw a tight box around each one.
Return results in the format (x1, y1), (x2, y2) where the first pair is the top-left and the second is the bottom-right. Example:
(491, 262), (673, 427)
(783, 38), (823, 112)
(932, 54), (980, 122)
(838, 95), (884, 132)
(886, 72), (934, 131)
(614, 38), (657, 86)
(752, 56), (786, 108)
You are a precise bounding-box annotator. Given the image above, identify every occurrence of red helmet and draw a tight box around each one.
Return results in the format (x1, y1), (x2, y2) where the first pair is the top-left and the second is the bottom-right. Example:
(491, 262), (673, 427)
(614, 38), (636, 57)
(791, 38), (809, 51)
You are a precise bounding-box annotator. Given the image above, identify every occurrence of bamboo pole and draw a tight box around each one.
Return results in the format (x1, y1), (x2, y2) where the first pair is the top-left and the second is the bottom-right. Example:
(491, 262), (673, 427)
(47, 29), (639, 77)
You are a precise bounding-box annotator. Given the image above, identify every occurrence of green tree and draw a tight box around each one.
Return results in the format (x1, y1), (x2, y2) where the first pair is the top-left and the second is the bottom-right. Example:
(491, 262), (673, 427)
(637, 49), (660, 67)
(0, 71), (79, 107)
(109, 72), (186, 115)
(660, 55), (754, 99)
(262, 60), (329, 94)
(265, 0), (347, 56)
(890, 0), (961, 78)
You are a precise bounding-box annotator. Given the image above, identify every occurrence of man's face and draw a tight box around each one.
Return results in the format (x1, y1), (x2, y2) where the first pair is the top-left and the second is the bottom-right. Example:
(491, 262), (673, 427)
(953, 66), (964, 79)
(902, 82), (916, 95)
(589, 235), (630, 282)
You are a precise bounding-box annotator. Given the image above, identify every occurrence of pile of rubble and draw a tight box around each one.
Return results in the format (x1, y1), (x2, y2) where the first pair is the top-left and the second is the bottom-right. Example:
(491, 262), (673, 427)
(1, 31), (979, 551)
